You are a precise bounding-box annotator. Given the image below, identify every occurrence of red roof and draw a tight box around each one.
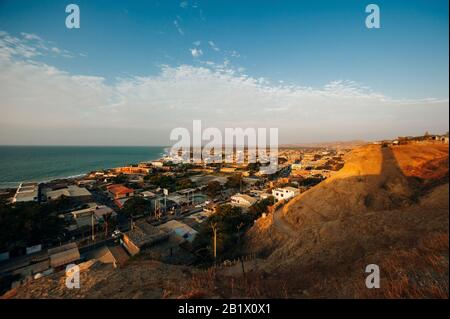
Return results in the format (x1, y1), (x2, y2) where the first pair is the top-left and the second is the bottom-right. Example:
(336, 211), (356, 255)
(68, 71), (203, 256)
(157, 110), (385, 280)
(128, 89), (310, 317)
(107, 184), (134, 195)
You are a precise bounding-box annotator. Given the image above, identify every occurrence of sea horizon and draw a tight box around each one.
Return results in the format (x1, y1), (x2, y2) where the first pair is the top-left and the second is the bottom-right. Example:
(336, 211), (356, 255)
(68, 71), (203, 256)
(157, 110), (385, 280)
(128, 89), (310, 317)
(0, 145), (168, 189)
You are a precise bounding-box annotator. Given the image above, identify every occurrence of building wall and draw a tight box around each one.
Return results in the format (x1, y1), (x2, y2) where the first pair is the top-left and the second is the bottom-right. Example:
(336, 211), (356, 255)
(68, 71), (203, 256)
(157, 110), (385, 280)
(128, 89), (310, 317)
(231, 196), (254, 207)
(272, 189), (298, 202)
(122, 235), (140, 256)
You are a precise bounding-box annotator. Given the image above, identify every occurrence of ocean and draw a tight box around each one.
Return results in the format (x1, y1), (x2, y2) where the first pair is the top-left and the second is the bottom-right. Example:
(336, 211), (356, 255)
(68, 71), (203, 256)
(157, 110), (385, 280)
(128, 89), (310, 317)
(0, 146), (167, 189)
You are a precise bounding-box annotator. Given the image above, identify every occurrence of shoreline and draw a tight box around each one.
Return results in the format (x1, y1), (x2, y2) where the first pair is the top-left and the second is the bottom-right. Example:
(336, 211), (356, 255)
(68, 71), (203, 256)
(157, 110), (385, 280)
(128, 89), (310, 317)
(0, 147), (170, 190)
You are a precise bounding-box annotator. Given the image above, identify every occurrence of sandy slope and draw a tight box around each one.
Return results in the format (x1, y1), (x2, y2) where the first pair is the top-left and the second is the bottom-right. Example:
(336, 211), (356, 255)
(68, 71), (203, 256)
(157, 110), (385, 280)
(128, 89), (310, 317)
(244, 143), (449, 298)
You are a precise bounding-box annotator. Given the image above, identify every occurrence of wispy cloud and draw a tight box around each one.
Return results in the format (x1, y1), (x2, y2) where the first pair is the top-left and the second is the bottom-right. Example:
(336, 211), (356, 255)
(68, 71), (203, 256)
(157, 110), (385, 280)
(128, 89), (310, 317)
(208, 41), (220, 52)
(0, 31), (448, 145)
(20, 32), (42, 41)
(0, 31), (76, 60)
(190, 48), (203, 58)
(230, 50), (240, 58)
(173, 19), (184, 36)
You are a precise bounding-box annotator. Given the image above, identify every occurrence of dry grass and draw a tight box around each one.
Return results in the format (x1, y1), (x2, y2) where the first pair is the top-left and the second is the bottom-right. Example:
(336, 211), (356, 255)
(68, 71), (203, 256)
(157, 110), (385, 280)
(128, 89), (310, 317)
(242, 143), (449, 299)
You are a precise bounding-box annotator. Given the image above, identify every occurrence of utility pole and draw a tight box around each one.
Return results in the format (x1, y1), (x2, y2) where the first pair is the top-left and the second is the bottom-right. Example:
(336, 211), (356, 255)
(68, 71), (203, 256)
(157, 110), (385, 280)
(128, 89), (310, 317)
(163, 188), (168, 213)
(211, 222), (218, 263)
(91, 212), (95, 241)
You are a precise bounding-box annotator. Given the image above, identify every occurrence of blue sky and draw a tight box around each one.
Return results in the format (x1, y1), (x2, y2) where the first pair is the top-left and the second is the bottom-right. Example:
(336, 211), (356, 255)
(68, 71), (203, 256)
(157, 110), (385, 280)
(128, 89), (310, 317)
(1, 0), (448, 98)
(0, 0), (448, 145)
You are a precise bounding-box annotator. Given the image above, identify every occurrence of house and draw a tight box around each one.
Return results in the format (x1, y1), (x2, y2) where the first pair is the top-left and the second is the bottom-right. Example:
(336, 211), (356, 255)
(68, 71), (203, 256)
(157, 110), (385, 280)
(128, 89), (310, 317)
(122, 221), (169, 256)
(44, 185), (92, 202)
(186, 210), (213, 224)
(272, 187), (300, 202)
(107, 184), (134, 200)
(93, 205), (116, 222)
(230, 193), (257, 207)
(11, 259), (50, 278)
(107, 184), (134, 208)
(151, 161), (164, 168)
(76, 179), (96, 189)
(69, 204), (116, 229)
(13, 182), (39, 203)
(158, 220), (198, 243)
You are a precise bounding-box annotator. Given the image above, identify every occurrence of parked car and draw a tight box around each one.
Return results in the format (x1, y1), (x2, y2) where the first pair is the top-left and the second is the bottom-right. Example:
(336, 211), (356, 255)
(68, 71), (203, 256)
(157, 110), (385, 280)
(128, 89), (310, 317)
(112, 230), (122, 239)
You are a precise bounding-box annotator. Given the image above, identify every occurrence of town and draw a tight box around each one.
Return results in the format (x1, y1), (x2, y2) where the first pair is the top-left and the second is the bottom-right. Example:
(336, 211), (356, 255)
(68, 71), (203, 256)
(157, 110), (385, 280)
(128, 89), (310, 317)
(0, 142), (350, 292)
(0, 132), (447, 295)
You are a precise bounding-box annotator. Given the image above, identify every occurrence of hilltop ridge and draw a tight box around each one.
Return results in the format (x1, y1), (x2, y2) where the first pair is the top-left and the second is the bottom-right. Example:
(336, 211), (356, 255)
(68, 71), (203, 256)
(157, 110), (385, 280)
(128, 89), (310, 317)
(244, 143), (449, 297)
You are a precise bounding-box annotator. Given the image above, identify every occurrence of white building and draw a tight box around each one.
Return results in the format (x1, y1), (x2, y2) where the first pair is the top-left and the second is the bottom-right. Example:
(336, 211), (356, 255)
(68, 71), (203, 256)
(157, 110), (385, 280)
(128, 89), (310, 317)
(151, 161), (164, 168)
(230, 193), (257, 208)
(13, 182), (39, 203)
(272, 187), (299, 202)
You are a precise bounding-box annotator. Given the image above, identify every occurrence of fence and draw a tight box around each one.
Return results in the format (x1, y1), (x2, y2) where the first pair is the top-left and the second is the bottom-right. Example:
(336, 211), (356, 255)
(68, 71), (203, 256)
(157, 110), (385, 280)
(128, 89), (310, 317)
(198, 253), (257, 272)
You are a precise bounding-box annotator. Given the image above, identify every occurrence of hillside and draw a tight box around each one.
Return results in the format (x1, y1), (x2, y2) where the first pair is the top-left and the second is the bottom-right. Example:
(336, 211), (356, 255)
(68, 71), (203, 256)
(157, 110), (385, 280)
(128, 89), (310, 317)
(244, 143), (449, 298)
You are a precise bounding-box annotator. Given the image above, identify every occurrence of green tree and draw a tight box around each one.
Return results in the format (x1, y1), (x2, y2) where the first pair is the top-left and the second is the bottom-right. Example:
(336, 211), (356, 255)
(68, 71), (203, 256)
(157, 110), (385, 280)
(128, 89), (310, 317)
(205, 180), (222, 198)
(113, 173), (127, 184)
(176, 178), (196, 191)
(0, 202), (65, 252)
(247, 196), (275, 219)
(147, 174), (176, 190)
(192, 205), (252, 263)
(122, 197), (151, 219)
(225, 174), (244, 190)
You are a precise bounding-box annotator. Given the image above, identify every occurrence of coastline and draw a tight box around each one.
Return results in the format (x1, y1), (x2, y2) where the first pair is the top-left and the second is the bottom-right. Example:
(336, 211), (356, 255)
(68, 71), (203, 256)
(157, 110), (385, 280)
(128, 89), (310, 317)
(0, 146), (169, 190)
